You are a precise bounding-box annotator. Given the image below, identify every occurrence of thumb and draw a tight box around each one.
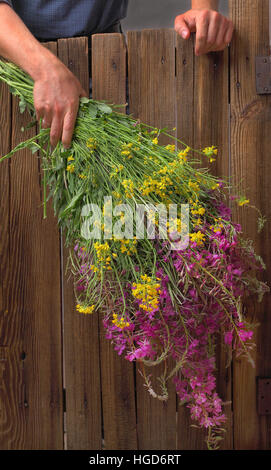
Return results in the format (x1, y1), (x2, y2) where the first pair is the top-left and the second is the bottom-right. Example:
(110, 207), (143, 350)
(174, 15), (191, 39)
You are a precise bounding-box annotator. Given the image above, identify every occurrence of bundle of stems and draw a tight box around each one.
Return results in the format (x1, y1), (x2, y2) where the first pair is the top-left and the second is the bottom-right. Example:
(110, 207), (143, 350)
(0, 60), (268, 449)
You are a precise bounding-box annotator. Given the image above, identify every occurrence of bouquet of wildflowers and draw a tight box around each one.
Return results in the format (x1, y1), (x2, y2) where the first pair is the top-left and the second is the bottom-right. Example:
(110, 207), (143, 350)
(0, 60), (268, 449)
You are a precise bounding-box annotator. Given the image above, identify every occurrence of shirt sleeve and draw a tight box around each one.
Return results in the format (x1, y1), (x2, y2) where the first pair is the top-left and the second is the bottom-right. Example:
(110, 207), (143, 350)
(0, 1), (13, 6)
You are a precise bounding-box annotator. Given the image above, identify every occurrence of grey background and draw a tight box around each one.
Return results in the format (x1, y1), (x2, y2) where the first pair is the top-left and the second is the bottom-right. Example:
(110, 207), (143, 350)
(122, 0), (228, 31)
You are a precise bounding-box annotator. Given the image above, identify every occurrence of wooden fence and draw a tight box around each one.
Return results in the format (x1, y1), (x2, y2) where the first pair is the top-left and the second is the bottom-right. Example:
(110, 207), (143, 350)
(0, 0), (270, 449)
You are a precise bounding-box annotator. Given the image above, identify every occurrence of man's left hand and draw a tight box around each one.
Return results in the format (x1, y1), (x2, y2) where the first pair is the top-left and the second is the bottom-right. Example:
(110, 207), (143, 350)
(174, 9), (234, 56)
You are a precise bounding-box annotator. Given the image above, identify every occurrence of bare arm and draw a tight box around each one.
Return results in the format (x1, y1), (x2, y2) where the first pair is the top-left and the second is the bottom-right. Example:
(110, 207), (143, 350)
(0, 3), (87, 148)
(192, 0), (218, 9)
(175, 0), (233, 56)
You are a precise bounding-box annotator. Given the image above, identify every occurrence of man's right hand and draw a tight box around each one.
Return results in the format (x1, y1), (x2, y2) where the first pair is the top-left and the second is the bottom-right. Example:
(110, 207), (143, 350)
(0, 3), (88, 149)
(34, 61), (87, 149)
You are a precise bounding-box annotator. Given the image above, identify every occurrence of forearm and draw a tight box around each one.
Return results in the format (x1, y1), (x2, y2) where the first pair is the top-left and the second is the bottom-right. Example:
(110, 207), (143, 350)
(191, 0), (218, 10)
(0, 4), (61, 80)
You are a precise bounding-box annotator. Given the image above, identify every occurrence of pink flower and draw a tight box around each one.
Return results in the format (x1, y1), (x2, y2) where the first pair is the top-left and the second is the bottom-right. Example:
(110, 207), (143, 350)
(239, 330), (253, 342)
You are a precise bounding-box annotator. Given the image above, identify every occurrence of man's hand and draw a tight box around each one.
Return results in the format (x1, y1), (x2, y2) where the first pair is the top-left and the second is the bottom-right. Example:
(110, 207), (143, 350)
(34, 61), (87, 148)
(0, 3), (87, 149)
(175, 9), (234, 56)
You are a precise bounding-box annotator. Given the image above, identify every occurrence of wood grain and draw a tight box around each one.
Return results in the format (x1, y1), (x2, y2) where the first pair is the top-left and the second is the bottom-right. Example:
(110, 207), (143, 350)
(92, 33), (138, 450)
(57, 37), (102, 450)
(1, 17), (270, 449)
(0, 41), (63, 449)
(176, 33), (232, 450)
(92, 33), (127, 112)
(229, 0), (271, 450)
(0, 78), (12, 449)
(128, 29), (177, 450)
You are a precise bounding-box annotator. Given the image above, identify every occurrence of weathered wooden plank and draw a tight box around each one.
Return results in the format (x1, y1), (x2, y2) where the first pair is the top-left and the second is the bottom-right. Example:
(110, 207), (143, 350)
(128, 29), (177, 450)
(229, 0), (271, 450)
(176, 34), (232, 449)
(0, 75), (12, 449)
(57, 37), (102, 450)
(92, 33), (138, 450)
(92, 33), (127, 111)
(0, 41), (63, 449)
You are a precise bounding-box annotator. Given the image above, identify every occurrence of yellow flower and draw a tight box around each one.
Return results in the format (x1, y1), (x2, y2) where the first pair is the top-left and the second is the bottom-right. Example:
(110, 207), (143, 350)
(94, 242), (111, 263)
(132, 275), (161, 313)
(165, 144), (175, 153)
(86, 137), (97, 150)
(188, 180), (200, 193)
(112, 313), (130, 329)
(177, 152), (187, 163)
(66, 164), (75, 173)
(198, 207), (205, 216)
(110, 165), (124, 179)
(202, 146), (218, 162)
(90, 264), (99, 273)
(189, 231), (206, 246)
(79, 173), (87, 179)
(167, 217), (182, 233)
(112, 191), (122, 199)
(67, 156), (74, 161)
(122, 178), (134, 198)
(152, 137), (158, 145)
(117, 238), (137, 255)
(203, 146), (217, 156)
(76, 304), (95, 315)
(178, 146), (190, 163)
(238, 198), (250, 207)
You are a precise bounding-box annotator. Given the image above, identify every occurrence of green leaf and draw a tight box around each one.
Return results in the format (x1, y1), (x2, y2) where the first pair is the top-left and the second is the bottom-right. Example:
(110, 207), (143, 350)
(53, 159), (65, 171)
(29, 142), (40, 154)
(68, 177), (75, 193)
(80, 97), (90, 104)
(88, 102), (98, 118)
(60, 190), (84, 217)
(19, 97), (26, 114)
(97, 102), (112, 114)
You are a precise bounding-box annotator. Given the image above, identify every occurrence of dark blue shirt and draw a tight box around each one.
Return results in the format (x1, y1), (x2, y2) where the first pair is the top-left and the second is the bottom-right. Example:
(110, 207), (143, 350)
(0, 0), (128, 39)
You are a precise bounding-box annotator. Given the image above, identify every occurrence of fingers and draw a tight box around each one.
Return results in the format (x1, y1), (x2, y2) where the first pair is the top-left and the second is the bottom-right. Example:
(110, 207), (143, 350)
(195, 11), (210, 55)
(36, 99), (79, 148)
(205, 12), (222, 52)
(174, 15), (191, 40)
(196, 11), (234, 55)
(35, 104), (52, 128)
(50, 109), (64, 148)
(60, 88), (88, 147)
(208, 17), (234, 52)
(175, 9), (234, 56)
(41, 109), (53, 129)
(35, 95), (84, 148)
(61, 105), (78, 149)
(60, 87), (88, 149)
(33, 66), (86, 149)
(37, 99), (79, 149)
(224, 20), (234, 45)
